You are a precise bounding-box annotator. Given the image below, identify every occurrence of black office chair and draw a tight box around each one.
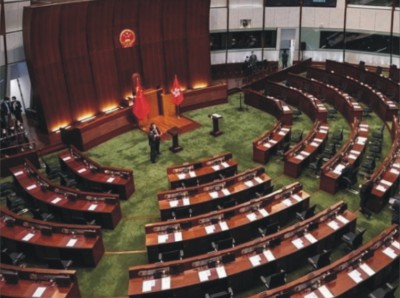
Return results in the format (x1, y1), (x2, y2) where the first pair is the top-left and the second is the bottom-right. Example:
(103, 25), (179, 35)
(290, 130), (303, 144)
(362, 106), (372, 118)
(29, 207), (55, 221)
(291, 107), (302, 119)
(307, 249), (332, 270)
(217, 199), (237, 210)
(6, 193), (26, 214)
(372, 125), (385, 140)
(331, 129), (344, 143)
(260, 270), (287, 289)
(327, 107), (338, 119)
(0, 181), (15, 196)
(171, 207), (192, 220)
(58, 172), (78, 187)
(1, 248), (26, 266)
(205, 287), (234, 298)
(258, 222), (280, 237)
(296, 204), (317, 221)
(70, 215), (96, 226)
(341, 228), (367, 251)
(158, 249), (184, 262)
(276, 141), (291, 160)
(46, 258), (73, 270)
(308, 156), (324, 176)
(43, 159), (62, 180)
(211, 237), (235, 251)
(368, 282), (397, 298)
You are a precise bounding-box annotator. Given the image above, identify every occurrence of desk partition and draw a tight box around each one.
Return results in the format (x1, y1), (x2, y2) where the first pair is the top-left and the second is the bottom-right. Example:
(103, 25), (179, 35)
(0, 208), (104, 267)
(146, 183), (309, 262)
(129, 201), (356, 298)
(58, 145), (135, 200)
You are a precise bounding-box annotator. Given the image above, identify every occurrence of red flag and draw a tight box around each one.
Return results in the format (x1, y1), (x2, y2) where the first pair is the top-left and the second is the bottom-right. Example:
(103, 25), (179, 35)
(133, 78), (150, 120)
(171, 75), (184, 106)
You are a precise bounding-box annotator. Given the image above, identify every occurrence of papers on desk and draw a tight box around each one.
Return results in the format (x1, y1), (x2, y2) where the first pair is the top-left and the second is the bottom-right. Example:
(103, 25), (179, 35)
(336, 215), (349, 224)
(304, 233), (317, 244)
(278, 131), (286, 136)
(198, 269), (211, 282)
(205, 225), (216, 234)
(222, 188), (230, 196)
(246, 213), (257, 222)
(169, 200), (179, 207)
(292, 194), (302, 202)
(333, 164), (345, 175)
(209, 191), (219, 199)
(142, 279), (155, 292)
(390, 168), (400, 175)
(157, 234), (169, 243)
(222, 162), (229, 168)
(259, 208), (269, 217)
(174, 231), (182, 242)
(88, 204), (98, 211)
(212, 165), (221, 171)
(249, 254), (261, 267)
(318, 285), (334, 298)
(32, 286), (47, 297)
(360, 263), (375, 276)
(263, 142), (271, 148)
(270, 139), (277, 144)
(310, 142), (319, 147)
(51, 197), (62, 204)
(255, 177), (263, 184)
(161, 276), (171, 290)
(392, 240), (400, 250)
(22, 233), (35, 242)
(177, 173), (186, 180)
(376, 185), (387, 193)
(14, 170), (23, 176)
(77, 168), (87, 173)
(216, 266), (227, 278)
(107, 177), (115, 183)
(380, 180), (392, 187)
(292, 238), (304, 249)
(27, 184), (37, 191)
(244, 180), (254, 187)
(66, 238), (78, 247)
(300, 151), (310, 156)
(304, 292), (318, 298)
(348, 269), (363, 283)
(282, 105), (290, 112)
(295, 154), (304, 160)
(382, 247), (397, 259)
(219, 221), (229, 231)
(263, 250), (275, 261)
(182, 198), (190, 206)
(189, 171), (196, 178)
(62, 156), (72, 161)
(327, 220), (339, 230)
(356, 136), (367, 145)
(282, 199), (292, 206)
(348, 154), (357, 160)
(314, 138), (323, 143)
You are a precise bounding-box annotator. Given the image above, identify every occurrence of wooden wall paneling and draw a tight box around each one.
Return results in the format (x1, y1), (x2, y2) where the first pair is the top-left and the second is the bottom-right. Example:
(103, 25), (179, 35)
(186, 0), (211, 89)
(113, 0), (142, 99)
(60, 2), (97, 121)
(138, 0), (165, 89)
(24, 6), (72, 133)
(162, 0), (189, 91)
(87, 0), (120, 112)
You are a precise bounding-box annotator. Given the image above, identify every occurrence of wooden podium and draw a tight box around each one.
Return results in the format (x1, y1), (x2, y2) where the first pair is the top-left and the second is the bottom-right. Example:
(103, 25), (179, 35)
(167, 127), (183, 153)
(210, 113), (223, 137)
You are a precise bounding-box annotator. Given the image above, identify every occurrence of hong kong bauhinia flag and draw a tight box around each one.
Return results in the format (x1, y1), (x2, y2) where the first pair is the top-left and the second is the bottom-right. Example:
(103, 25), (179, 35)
(133, 78), (150, 120)
(171, 75), (184, 106)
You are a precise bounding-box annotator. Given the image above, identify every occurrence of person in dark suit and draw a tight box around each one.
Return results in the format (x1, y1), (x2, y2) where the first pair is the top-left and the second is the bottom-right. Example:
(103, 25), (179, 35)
(148, 123), (161, 163)
(282, 49), (289, 68)
(359, 181), (373, 218)
(10, 96), (23, 123)
(1, 97), (11, 129)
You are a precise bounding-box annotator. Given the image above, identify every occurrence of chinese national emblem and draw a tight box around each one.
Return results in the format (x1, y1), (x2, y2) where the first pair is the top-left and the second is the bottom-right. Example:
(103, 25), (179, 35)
(119, 29), (135, 48)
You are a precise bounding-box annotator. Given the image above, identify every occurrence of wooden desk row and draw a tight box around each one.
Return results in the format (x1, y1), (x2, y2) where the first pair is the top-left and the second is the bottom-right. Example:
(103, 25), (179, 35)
(288, 73), (363, 123)
(128, 201), (355, 298)
(284, 121), (329, 178)
(320, 121), (369, 194)
(0, 263), (81, 298)
(252, 224), (399, 298)
(166, 152), (238, 189)
(368, 116), (400, 212)
(58, 145), (135, 200)
(158, 167), (272, 220)
(11, 160), (122, 229)
(243, 89), (293, 126)
(326, 60), (399, 103)
(146, 182), (309, 262)
(0, 208), (104, 267)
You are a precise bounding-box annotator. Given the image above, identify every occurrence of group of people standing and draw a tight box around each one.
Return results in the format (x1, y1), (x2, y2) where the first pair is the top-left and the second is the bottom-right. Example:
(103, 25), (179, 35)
(1, 96), (23, 129)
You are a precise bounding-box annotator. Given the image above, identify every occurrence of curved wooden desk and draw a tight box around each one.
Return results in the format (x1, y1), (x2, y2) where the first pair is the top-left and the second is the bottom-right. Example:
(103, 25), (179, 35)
(284, 121), (329, 178)
(58, 145), (135, 200)
(320, 120), (368, 194)
(0, 208), (104, 267)
(128, 201), (356, 298)
(0, 263), (81, 298)
(158, 167), (272, 220)
(166, 152), (238, 189)
(10, 160), (122, 229)
(251, 224), (399, 298)
(146, 183), (309, 262)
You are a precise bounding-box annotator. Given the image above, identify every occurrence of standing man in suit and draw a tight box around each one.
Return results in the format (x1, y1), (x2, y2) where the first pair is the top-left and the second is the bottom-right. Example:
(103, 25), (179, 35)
(1, 97), (11, 129)
(10, 96), (23, 123)
(148, 123), (161, 163)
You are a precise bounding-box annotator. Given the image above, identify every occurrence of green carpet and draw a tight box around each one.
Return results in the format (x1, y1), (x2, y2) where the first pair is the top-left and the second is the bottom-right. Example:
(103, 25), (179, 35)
(2, 93), (397, 297)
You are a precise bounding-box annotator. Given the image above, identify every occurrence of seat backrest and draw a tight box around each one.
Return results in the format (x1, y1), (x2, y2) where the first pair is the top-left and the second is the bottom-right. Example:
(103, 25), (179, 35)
(217, 237), (235, 250)
(267, 271), (286, 288)
(160, 249), (183, 262)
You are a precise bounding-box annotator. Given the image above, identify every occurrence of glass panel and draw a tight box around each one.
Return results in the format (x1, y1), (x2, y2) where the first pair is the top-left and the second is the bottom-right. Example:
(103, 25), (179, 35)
(228, 31), (262, 49)
(347, 0), (398, 7)
(263, 30), (277, 48)
(210, 33), (228, 51)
